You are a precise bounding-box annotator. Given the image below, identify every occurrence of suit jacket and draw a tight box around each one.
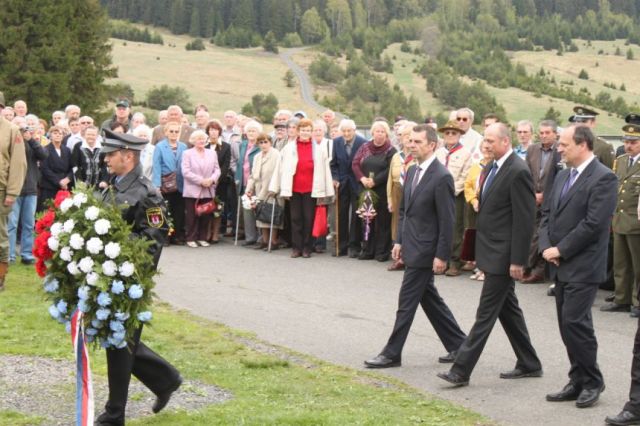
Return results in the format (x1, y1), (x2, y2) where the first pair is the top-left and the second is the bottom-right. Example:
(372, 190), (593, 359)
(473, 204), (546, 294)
(39, 143), (74, 191)
(525, 143), (561, 193)
(475, 152), (535, 274)
(210, 141), (231, 184)
(397, 159), (455, 268)
(538, 158), (617, 283)
(330, 135), (366, 192)
(612, 154), (640, 234)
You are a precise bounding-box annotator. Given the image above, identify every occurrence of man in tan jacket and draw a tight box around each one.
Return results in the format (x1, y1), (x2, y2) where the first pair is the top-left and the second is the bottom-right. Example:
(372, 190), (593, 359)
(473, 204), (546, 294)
(0, 91), (27, 291)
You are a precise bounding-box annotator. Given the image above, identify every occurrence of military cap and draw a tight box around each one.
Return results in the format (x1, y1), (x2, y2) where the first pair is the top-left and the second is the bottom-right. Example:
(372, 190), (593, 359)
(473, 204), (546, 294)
(0, 91), (4, 108)
(569, 106), (598, 123)
(101, 128), (147, 153)
(622, 124), (640, 140)
(115, 99), (130, 108)
(437, 120), (465, 134)
(625, 113), (640, 125)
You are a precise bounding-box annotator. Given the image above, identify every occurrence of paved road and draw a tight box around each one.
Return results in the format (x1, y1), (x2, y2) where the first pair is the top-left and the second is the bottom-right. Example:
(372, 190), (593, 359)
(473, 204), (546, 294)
(156, 242), (637, 425)
(279, 47), (325, 115)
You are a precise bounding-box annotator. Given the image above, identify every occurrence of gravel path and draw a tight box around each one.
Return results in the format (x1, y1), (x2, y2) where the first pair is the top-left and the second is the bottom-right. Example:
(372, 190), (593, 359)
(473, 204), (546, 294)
(0, 355), (231, 425)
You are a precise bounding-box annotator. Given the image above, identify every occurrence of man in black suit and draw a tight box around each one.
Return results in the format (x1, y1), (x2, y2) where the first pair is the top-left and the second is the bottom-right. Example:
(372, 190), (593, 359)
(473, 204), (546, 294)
(539, 125), (617, 409)
(438, 122), (542, 387)
(330, 119), (366, 257)
(364, 124), (466, 368)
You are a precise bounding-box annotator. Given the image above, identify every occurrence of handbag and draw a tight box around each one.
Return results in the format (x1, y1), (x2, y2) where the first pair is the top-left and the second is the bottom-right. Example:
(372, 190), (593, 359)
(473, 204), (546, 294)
(161, 172), (178, 194)
(195, 188), (216, 217)
(255, 196), (283, 226)
(312, 205), (328, 238)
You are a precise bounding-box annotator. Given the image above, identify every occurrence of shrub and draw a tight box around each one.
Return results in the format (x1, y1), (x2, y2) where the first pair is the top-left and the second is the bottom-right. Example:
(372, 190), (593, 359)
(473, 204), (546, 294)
(185, 39), (205, 51)
(106, 83), (135, 105)
(241, 93), (279, 123)
(309, 55), (345, 84)
(146, 85), (193, 111)
(578, 69), (589, 79)
(281, 32), (303, 48)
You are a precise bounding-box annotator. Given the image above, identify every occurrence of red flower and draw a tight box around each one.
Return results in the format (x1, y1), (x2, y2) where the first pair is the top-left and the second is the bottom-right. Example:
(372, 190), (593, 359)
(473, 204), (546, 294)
(33, 230), (53, 261)
(35, 259), (47, 277)
(35, 209), (55, 233)
(53, 190), (71, 208)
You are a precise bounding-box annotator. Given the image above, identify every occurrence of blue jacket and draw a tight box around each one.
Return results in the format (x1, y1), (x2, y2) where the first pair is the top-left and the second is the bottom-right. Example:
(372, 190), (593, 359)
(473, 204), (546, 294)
(152, 139), (187, 192)
(330, 134), (366, 192)
(234, 138), (260, 194)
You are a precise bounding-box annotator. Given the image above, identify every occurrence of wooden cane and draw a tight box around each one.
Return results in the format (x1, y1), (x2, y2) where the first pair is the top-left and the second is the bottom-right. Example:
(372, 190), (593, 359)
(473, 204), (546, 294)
(335, 186), (340, 256)
(234, 195), (241, 246)
(268, 197), (276, 253)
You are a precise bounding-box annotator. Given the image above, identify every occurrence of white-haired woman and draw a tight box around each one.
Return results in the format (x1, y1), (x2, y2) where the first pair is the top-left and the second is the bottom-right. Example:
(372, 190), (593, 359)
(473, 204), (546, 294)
(312, 119), (333, 253)
(234, 120), (262, 246)
(352, 120), (397, 261)
(181, 130), (221, 247)
(133, 124), (154, 181)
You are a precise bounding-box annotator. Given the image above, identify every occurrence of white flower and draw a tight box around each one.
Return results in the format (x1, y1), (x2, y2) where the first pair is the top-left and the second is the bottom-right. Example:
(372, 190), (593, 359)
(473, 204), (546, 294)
(59, 198), (74, 213)
(59, 246), (73, 262)
(50, 222), (63, 237)
(78, 257), (94, 274)
(102, 260), (117, 277)
(69, 233), (84, 250)
(94, 219), (111, 235)
(86, 271), (99, 286)
(86, 237), (103, 255)
(104, 242), (121, 259)
(63, 219), (76, 234)
(84, 206), (100, 221)
(47, 236), (60, 251)
(119, 261), (135, 277)
(67, 261), (80, 275)
(73, 192), (88, 207)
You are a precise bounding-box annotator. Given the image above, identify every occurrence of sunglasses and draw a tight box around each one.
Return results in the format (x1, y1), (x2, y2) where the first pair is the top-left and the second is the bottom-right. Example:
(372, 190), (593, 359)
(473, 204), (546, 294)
(456, 117), (469, 122)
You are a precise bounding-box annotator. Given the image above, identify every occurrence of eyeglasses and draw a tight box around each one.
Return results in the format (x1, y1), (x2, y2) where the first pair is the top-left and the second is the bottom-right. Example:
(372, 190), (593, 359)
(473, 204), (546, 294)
(167, 130), (180, 134)
(456, 117), (469, 122)
(444, 131), (459, 136)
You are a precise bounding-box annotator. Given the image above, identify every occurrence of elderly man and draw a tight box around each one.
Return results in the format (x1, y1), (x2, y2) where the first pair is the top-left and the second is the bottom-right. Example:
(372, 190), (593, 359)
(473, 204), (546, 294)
(0, 92), (27, 291)
(540, 125), (616, 409)
(515, 120), (534, 159)
(151, 105), (193, 145)
(193, 109), (210, 131)
(101, 99), (131, 131)
(456, 107), (483, 164)
(438, 122), (541, 387)
(321, 109), (335, 136)
(436, 121), (472, 276)
(51, 110), (64, 127)
(65, 104), (81, 121)
(63, 117), (83, 151)
(522, 120), (561, 283)
(221, 110), (238, 143)
(13, 100), (27, 117)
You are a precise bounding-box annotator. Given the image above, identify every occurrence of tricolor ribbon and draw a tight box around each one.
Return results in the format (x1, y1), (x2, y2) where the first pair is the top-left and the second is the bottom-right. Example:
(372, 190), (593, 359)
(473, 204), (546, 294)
(71, 309), (94, 426)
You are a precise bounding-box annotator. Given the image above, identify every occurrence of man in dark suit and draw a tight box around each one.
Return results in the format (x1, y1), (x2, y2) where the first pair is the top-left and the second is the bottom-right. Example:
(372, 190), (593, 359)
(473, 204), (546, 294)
(522, 120), (562, 283)
(330, 119), (366, 257)
(539, 125), (617, 409)
(438, 122), (542, 387)
(364, 124), (466, 368)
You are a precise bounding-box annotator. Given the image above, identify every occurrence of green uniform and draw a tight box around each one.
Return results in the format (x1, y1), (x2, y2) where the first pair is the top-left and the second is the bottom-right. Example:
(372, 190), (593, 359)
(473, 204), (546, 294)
(612, 154), (640, 306)
(594, 137), (615, 170)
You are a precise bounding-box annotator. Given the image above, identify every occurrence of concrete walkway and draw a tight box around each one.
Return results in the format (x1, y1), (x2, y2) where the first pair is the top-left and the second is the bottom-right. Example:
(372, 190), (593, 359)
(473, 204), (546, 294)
(156, 242), (636, 425)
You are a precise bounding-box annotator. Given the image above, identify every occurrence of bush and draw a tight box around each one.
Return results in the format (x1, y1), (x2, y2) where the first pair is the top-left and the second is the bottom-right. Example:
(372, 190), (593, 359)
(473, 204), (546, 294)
(263, 31), (278, 53)
(185, 39), (205, 51)
(281, 32), (303, 48)
(106, 83), (135, 105)
(241, 93), (279, 123)
(283, 70), (295, 88)
(110, 21), (164, 45)
(309, 55), (345, 84)
(400, 41), (411, 53)
(627, 48), (635, 60)
(578, 69), (589, 79)
(146, 85), (193, 111)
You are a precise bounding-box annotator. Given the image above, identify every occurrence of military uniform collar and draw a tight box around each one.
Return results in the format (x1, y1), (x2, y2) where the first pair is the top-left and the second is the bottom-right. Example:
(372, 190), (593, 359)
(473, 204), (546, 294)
(113, 165), (143, 191)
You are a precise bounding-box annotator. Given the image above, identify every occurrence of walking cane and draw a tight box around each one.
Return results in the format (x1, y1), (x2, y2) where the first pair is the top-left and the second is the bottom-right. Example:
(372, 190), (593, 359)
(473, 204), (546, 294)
(334, 188), (340, 257)
(268, 197), (276, 253)
(234, 195), (242, 246)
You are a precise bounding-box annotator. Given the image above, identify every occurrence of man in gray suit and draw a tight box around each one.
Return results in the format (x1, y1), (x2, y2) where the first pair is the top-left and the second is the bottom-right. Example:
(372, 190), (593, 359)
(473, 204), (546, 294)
(364, 124), (466, 368)
(540, 125), (617, 409)
(438, 123), (542, 387)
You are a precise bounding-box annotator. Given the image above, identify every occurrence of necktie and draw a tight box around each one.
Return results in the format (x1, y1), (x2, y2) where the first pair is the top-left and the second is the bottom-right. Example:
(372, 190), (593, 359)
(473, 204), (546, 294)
(630, 157), (635, 169)
(410, 167), (421, 197)
(560, 168), (578, 199)
(345, 142), (352, 157)
(483, 162), (498, 194)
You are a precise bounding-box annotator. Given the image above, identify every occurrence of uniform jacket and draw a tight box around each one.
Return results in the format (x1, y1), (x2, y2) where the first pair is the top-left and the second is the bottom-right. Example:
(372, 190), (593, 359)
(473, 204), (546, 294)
(397, 159), (455, 268)
(247, 148), (281, 201)
(539, 158), (617, 283)
(39, 143), (73, 191)
(330, 134), (366, 192)
(181, 147), (221, 199)
(594, 137), (615, 169)
(476, 152), (535, 274)
(612, 154), (640, 235)
(276, 139), (335, 199)
(526, 143), (562, 194)
(152, 139), (187, 192)
(0, 117), (27, 197)
(436, 144), (472, 196)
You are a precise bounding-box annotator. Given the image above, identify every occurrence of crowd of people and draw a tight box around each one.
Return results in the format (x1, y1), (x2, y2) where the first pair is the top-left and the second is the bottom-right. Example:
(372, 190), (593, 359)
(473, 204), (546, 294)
(2, 91), (640, 425)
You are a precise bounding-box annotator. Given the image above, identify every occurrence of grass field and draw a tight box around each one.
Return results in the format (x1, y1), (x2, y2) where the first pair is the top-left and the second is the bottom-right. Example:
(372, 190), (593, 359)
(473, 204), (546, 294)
(0, 264), (488, 425)
(109, 26), (307, 120)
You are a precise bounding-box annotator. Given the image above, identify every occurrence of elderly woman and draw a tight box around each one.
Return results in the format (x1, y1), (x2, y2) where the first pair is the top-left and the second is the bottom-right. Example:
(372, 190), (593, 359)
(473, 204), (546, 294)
(286, 117), (299, 144)
(386, 121), (417, 271)
(72, 125), (108, 189)
(278, 118), (334, 258)
(153, 121), (188, 245)
(206, 120), (231, 243)
(312, 119), (333, 253)
(133, 124), (154, 181)
(352, 120), (397, 261)
(181, 130), (221, 248)
(39, 125), (73, 209)
(234, 120), (262, 246)
(245, 133), (282, 250)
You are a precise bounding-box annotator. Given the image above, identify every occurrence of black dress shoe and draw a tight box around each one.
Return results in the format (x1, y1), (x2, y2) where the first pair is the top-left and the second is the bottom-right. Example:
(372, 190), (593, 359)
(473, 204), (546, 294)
(605, 293), (615, 303)
(332, 251), (347, 257)
(499, 367), (543, 379)
(152, 376), (183, 413)
(349, 251), (359, 258)
(358, 253), (374, 260)
(546, 382), (581, 402)
(20, 258), (35, 265)
(600, 302), (631, 312)
(631, 307), (640, 318)
(547, 284), (556, 297)
(364, 355), (401, 368)
(437, 371), (469, 387)
(576, 383), (605, 408)
(242, 240), (257, 247)
(605, 410), (640, 425)
(95, 411), (123, 426)
(438, 351), (457, 363)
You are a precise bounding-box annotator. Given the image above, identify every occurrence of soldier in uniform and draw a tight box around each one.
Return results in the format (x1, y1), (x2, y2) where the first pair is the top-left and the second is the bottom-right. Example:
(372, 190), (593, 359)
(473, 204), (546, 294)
(600, 123), (640, 318)
(96, 129), (182, 426)
(568, 106), (615, 169)
(0, 91), (27, 291)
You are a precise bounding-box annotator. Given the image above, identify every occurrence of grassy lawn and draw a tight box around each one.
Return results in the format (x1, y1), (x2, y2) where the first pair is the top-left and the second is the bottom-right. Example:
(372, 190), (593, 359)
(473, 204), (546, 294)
(0, 264), (488, 425)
